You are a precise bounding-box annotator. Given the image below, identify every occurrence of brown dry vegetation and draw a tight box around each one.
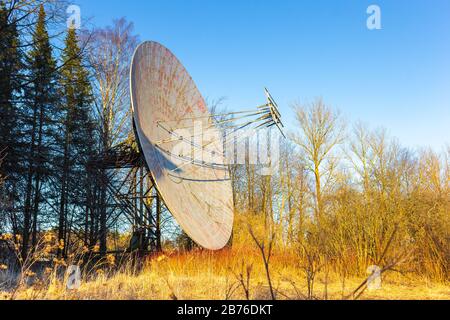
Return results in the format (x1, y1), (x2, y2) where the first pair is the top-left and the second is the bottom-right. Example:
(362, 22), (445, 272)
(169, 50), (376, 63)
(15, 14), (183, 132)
(3, 254), (449, 300)
(0, 212), (448, 300)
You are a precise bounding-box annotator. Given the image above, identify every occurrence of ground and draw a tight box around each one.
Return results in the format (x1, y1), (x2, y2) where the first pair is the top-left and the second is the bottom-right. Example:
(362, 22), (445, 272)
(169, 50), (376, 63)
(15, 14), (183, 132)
(1, 249), (448, 300)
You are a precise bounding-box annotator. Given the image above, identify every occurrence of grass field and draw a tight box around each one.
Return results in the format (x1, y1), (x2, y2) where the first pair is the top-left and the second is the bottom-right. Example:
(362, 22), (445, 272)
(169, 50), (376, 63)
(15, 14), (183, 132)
(1, 248), (448, 300)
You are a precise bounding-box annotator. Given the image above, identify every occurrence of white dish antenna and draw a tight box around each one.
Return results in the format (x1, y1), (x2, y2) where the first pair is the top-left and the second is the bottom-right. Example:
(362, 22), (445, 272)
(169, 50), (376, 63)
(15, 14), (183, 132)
(130, 41), (285, 250)
(130, 41), (234, 250)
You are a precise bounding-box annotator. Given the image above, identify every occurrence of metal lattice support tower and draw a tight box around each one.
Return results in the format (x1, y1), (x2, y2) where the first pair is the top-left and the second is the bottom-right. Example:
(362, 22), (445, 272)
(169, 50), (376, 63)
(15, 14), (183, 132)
(88, 143), (163, 254)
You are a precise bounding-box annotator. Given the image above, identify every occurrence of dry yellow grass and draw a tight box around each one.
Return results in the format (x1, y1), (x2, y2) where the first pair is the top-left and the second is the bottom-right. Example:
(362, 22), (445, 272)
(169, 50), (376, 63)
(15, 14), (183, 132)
(1, 248), (448, 300)
(0, 213), (448, 300)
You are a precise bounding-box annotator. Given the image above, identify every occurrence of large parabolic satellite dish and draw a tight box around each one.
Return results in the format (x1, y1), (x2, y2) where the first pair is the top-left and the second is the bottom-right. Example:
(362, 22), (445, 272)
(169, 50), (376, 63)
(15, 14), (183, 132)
(130, 41), (234, 250)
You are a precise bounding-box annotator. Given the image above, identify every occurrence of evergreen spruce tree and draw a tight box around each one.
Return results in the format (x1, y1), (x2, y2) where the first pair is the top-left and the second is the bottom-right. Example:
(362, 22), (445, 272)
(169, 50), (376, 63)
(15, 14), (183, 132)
(22, 4), (58, 256)
(57, 27), (94, 256)
(0, 2), (22, 189)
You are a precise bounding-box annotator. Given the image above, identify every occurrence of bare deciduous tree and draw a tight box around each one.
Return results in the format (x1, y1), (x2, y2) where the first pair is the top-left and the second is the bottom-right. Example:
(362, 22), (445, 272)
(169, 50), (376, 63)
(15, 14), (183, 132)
(87, 18), (139, 151)
(85, 18), (139, 254)
(291, 98), (345, 221)
(248, 225), (276, 300)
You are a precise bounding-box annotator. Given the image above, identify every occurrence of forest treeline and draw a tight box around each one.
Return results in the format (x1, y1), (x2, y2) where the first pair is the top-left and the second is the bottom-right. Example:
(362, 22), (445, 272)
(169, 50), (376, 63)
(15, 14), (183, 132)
(232, 101), (449, 281)
(0, 0), (448, 281)
(0, 0), (138, 259)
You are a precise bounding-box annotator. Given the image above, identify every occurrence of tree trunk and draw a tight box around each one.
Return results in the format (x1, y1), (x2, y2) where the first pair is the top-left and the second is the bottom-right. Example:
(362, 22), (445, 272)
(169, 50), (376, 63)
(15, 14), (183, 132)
(58, 128), (70, 257)
(22, 101), (38, 259)
(99, 171), (107, 254)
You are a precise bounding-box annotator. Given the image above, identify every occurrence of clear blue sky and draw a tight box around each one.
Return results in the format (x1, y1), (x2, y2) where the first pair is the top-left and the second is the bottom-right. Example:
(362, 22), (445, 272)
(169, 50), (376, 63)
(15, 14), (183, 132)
(75, 0), (450, 151)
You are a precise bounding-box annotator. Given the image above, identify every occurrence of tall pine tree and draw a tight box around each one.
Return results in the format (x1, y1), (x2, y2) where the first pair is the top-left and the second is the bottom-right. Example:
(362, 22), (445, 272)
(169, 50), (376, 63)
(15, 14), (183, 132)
(21, 4), (58, 256)
(0, 1), (23, 237)
(0, 2), (22, 189)
(56, 27), (94, 256)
